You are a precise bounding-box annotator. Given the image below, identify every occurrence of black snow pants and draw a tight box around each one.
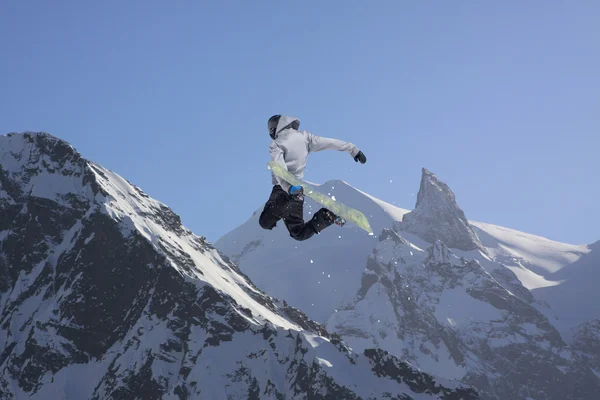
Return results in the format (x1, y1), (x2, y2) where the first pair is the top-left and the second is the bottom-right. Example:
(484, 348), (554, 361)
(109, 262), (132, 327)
(259, 185), (334, 241)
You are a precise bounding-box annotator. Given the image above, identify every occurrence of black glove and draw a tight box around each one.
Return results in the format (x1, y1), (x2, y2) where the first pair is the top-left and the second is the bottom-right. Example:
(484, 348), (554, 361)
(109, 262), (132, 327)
(354, 151), (367, 164)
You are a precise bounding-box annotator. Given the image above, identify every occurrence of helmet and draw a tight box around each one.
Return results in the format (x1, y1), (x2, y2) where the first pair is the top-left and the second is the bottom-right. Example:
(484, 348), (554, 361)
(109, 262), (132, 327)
(268, 115), (300, 139)
(268, 115), (281, 139)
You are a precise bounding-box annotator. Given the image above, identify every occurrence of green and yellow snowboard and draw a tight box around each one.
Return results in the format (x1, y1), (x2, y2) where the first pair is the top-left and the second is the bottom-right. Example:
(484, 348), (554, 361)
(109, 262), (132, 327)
(268, 161), (373, 234)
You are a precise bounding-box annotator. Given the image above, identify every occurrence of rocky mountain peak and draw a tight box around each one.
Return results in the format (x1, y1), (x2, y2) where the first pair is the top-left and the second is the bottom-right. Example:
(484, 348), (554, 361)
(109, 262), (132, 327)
(0, 132), (97, 207)
(1, 133), (476, 399)
(1, 131), (83, 170)
(400, 168), (483, 251)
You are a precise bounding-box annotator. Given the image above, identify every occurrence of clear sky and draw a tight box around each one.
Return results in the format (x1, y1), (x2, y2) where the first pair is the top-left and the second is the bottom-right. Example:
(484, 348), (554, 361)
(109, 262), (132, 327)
(1, 1), (598, 244)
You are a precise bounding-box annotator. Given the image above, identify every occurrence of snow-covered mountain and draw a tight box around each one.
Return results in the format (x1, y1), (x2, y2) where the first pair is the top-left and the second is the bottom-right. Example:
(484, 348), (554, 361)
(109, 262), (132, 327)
(0, 132), (477, 400)
(216, 166), (600, 399)
(328, 231), (599, 399)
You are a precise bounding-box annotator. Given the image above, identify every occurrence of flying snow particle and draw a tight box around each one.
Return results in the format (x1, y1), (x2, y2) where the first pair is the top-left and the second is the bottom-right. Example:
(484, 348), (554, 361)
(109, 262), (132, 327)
(408, 297), (411, 301)
(331, 196), (336, 201)
(368, 232), (374, 236)
(322, 272), (325, 275)
(334, 309), (338, 312)
(310, 260), (314, 264)
(327, 274), (331, 278)
(390, 180), (393, 183)
(338, 236), (342, 239)
(410, 251), (413, 256)
(377, 320), (381, 323)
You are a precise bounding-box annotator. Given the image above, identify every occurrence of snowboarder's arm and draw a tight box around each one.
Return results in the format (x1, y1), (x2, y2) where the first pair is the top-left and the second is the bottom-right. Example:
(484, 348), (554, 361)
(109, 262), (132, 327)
(269, 142), (292, 192)
(307, 133), (360, 158)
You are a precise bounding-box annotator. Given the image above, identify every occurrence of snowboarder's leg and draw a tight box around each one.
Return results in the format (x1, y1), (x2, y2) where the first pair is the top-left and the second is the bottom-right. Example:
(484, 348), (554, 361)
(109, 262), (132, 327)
(259, 186), (288, 230)
(283, 202), (335, 241)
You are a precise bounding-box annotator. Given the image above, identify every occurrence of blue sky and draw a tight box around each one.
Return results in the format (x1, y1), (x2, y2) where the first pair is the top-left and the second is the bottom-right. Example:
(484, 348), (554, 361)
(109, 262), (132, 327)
(1, 1), (598, 244)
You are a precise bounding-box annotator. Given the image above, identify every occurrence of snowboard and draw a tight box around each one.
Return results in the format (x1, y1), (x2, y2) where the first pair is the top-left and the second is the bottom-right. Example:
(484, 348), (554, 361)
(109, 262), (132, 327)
(267, 161), (373, 234)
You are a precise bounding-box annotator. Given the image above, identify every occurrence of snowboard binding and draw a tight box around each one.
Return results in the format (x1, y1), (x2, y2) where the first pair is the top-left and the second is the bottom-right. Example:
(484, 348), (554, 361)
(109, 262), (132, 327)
(323, 210), (346, 227)
(333, 216), (346, 227)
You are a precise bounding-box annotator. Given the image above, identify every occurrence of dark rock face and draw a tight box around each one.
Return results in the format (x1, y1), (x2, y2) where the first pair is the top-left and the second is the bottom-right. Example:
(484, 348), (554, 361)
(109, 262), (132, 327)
(364, 348), (478, 400)
(401, 168), (482, 251)
(1, 132), (475, 399)
(573, 320), (600, 371)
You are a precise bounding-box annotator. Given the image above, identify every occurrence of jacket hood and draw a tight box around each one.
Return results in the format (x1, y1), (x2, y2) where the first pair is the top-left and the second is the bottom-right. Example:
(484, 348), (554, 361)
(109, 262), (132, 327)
(274, 116), (300, 138)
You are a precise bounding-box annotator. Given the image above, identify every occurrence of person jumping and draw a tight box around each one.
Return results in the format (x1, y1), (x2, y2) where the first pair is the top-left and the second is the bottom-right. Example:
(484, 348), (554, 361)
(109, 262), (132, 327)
(259, 115), (367, 241)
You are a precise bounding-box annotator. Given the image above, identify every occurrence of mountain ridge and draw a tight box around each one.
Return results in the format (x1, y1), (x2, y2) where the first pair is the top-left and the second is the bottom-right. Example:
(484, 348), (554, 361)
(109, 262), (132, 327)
(216, 161), (600, 399)
(0, 132), (476, 399)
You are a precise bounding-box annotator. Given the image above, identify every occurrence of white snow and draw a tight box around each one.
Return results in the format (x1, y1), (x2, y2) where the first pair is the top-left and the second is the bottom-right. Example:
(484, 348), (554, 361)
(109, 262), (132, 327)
(472, 222), (588, 274)
(316, 357), (333, 368)
(352, 185), (410, 222)
(84, 233), (95, 245)
(89, 164), (301, 332)
(504, 263), (563, 290)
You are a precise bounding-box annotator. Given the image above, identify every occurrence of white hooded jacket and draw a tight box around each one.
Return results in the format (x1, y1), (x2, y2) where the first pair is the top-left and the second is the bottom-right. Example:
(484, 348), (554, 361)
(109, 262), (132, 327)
(269, 116), (360, 192)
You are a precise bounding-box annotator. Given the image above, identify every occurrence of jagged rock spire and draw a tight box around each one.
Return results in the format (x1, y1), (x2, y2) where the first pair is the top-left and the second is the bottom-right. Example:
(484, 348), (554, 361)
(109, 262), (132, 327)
(401, 168), (482, 251)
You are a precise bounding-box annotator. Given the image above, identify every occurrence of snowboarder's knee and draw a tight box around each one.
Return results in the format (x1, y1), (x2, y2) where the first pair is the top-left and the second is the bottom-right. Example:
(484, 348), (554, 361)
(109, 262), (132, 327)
(259, 217), (273, 230)
(259, 213), (276, 230)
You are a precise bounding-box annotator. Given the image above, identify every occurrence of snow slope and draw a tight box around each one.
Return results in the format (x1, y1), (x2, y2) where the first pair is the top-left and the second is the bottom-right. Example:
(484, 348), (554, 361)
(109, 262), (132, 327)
(533, 241), (600, 339)
(216, 179), (404, 323)
(472, 221), (589, 283)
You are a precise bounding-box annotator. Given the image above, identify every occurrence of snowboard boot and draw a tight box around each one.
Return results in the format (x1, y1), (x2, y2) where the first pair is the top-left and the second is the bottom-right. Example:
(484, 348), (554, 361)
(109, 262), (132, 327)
(323, 209), (346, 227)
(289, 186), (304, 202)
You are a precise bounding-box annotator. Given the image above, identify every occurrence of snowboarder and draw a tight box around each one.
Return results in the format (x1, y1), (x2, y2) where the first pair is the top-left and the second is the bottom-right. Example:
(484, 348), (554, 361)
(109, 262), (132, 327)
(259, 115), (367, 241)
